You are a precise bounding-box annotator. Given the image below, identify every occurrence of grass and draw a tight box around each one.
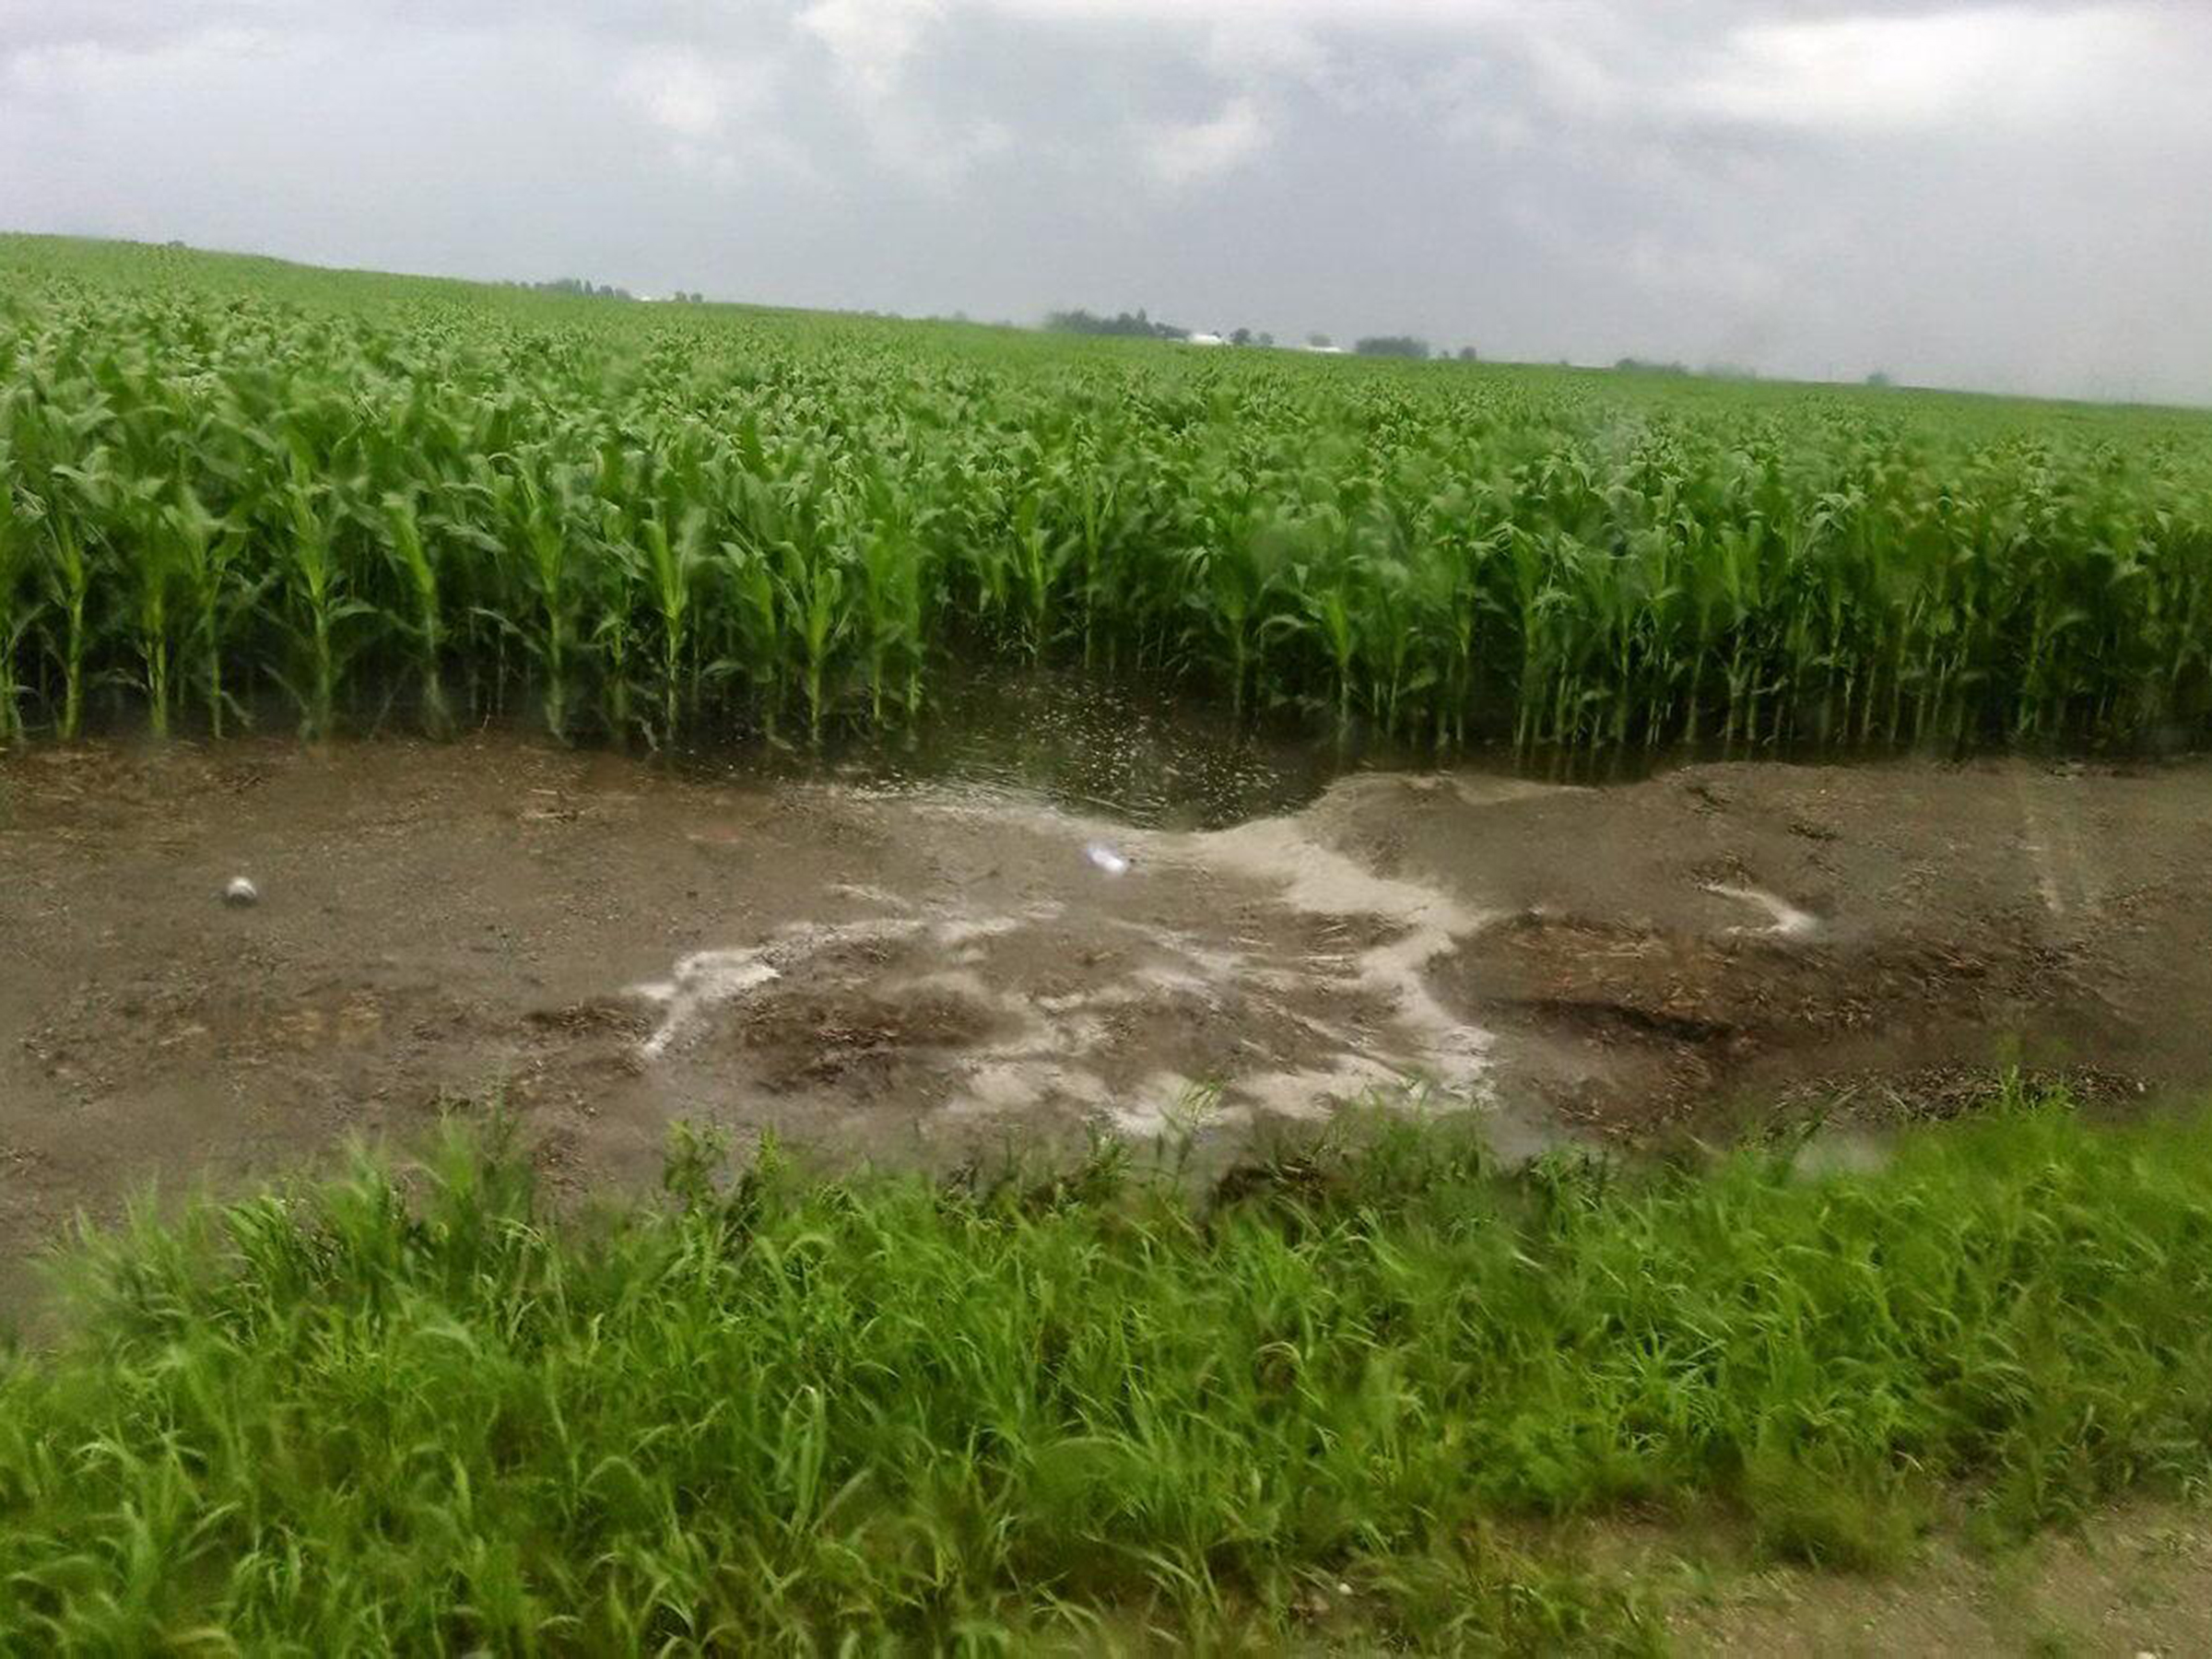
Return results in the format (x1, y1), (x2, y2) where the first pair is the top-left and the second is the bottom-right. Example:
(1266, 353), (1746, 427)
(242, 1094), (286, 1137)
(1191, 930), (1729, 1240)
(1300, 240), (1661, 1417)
(6, 1088), (2212, 1650)
(4, 233), (2212, 757)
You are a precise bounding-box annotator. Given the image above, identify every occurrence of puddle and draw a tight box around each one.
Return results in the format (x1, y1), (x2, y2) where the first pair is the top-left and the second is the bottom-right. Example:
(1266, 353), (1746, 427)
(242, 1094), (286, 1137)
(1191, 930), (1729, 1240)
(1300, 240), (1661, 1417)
(8, 735), (2212, 1286)
(674, 666), (1439, 830)
(619, 836), (1504, 1148)
(1705, 883), (1822, 939)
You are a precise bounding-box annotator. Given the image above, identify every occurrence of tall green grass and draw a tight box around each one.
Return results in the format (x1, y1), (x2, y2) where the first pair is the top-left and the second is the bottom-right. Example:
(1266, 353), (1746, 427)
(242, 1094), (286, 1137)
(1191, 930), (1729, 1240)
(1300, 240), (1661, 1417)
(4, 233), (2212, 755)
(6, 1093), (2212, 1649)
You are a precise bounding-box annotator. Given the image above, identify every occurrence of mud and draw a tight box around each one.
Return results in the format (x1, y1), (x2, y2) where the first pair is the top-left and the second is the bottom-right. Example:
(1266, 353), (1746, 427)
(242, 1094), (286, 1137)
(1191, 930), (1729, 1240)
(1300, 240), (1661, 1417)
(6, 737), (2212, 1288)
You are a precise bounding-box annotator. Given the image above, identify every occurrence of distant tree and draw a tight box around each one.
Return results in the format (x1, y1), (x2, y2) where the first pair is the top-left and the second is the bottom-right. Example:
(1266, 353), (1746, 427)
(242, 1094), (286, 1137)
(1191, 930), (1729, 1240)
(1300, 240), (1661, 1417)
(1865, 370), (1894, 388)
(1354, 335), (1430, 359)
(1613, 356), (1688, 376)
(1257, 332), (1275, 347)
(1230, 327), (1253, 347)
(526, 277), (636, 301)
(1045, 307), (1192, 341)
(1455, 346), (1479, 362)
(1307, 332), (1333, 349)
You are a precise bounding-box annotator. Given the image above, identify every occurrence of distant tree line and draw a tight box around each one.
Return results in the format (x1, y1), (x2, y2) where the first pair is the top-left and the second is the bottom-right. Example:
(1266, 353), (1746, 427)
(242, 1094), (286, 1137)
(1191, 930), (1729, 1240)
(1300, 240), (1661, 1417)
(1044, 310), (1285, 347)
(511, 281), (715, 304)
(1045, 308), (1190, 341)
(1049, 313), (1480, 361)
(518, 278), (636, 301)
(1609, 358), (1776, 382)
(1355, 336), (1430, 359)
(1348, 339), (1483, 361)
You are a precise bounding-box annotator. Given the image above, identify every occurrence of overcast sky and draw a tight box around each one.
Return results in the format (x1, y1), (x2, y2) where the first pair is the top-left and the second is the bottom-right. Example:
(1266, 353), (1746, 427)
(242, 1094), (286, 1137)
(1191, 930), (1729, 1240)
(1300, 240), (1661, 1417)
(5, 1), (2208, 402)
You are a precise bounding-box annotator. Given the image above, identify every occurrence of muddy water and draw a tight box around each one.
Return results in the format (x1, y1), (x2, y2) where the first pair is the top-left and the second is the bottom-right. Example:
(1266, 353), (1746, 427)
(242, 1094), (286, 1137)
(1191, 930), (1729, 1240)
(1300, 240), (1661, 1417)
(682, 669), (1406, 829)
(7, 731), (2212, 1293)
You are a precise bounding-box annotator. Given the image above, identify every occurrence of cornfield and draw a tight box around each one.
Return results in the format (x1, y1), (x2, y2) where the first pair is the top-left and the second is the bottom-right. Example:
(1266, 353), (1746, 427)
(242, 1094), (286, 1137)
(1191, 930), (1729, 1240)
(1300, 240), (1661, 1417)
(5, 233), (2211, 755)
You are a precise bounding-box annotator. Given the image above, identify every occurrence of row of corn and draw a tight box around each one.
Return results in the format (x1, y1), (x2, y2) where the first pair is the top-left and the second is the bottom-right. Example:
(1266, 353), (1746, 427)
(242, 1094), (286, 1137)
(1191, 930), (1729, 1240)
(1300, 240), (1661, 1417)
(3, 236), (2210, 755)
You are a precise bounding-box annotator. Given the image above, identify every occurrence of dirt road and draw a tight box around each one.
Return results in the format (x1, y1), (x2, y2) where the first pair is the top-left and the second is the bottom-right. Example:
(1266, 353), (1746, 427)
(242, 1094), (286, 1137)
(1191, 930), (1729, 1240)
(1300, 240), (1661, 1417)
(6, 736), (2212, 1284)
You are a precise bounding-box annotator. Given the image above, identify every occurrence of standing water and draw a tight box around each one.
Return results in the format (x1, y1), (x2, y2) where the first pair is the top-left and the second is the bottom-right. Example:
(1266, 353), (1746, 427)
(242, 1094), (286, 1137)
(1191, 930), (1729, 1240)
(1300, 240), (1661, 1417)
(675, 667), (1438, 829)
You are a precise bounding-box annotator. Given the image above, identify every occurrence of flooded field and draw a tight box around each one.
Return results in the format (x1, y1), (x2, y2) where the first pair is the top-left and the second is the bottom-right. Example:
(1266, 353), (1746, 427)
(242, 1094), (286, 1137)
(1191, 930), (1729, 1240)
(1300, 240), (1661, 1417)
(7, 723), (2212, 1282)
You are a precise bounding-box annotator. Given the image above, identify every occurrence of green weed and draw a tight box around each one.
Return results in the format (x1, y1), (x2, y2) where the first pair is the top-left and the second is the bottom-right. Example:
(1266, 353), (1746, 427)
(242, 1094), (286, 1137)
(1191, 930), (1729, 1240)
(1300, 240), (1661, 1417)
(4, 1095), (2212, 1648)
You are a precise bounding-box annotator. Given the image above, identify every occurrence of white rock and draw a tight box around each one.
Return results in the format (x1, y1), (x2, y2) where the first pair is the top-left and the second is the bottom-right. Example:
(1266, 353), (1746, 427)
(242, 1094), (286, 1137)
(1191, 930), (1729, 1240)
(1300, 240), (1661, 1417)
(1085, 842), (1130, 877)
(224, 876), (260, 907)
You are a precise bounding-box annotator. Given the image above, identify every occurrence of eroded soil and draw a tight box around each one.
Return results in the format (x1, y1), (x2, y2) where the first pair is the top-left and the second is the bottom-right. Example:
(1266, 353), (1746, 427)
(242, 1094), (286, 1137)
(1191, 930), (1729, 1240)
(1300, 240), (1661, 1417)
(6, 737), (2212, 1286)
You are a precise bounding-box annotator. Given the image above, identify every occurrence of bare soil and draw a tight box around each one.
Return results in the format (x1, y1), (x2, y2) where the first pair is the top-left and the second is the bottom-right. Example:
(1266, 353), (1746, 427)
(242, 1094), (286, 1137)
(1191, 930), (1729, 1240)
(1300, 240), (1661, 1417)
(6, 737), (2212, 1293)
(1661, 1502), (2212, 1656)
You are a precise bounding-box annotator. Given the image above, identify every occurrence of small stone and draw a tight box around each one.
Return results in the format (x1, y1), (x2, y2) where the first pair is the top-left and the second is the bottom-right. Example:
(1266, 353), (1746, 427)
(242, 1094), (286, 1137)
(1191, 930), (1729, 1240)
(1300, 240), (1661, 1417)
(1085, 842), (1130, 877)
(224, 877), (259, 908)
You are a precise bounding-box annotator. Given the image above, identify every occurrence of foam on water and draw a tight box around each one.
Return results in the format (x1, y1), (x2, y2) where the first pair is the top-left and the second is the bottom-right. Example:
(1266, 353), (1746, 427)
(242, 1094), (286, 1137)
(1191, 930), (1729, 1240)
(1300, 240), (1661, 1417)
(623, 769), (1590, 1156)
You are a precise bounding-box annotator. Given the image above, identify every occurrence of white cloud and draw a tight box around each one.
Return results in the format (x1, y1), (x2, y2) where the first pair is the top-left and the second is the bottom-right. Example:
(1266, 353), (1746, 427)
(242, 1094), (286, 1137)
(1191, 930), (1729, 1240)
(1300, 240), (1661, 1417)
(7, 0), (2212, 400)
(612, 46), (807, 180)
(1679, 5), (2159, 133)
(1198, 18), (1327, 79)
(1140, 93), (1271, 185)
(1518, 29), (1628, 118)
(892, 112), (1016, 185)
(791, 0), (1026, 188)
(980, 0), (1526, 21)
(618, 50), (734, 141)
(796, 0), (945, 97)
(3, 27), (283, 101)
(1624, 235), (1782, 306)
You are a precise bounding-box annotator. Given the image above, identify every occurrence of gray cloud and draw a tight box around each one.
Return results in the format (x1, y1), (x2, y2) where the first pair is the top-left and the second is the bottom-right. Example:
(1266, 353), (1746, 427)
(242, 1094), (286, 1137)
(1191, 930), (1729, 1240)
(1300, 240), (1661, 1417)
(5, 0), (2208, 402)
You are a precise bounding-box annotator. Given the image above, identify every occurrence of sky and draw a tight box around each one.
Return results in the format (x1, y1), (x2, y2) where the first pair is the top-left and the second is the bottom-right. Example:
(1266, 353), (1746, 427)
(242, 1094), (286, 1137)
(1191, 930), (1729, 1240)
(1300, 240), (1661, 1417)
(4, 0), (2209, 403)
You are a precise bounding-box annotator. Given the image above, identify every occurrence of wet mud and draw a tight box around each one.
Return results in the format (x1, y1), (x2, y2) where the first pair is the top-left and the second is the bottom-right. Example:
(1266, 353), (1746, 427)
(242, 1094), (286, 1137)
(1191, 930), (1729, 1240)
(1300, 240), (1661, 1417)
(6, 737), (2212, 1286)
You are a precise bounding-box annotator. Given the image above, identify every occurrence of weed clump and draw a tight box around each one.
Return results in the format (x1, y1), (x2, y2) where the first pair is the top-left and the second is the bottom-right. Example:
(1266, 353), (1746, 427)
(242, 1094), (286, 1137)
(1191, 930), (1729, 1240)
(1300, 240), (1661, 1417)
(1, 1093), (2210, 1646)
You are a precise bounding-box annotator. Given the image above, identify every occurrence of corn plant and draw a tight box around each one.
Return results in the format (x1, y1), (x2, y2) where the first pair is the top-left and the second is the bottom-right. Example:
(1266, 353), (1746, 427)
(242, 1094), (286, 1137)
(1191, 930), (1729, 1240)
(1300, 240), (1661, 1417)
(379, 490), (452, 736)
(116, 468), (178, 737)
(857, 510), (926, 725)
(166, 485), (247, 736)
(1, 231), (2210, 757)
(493, 464), (582, 743)
(640, 508), (707, 745)
(777, 532), (851, 749)
(0, 467), (29, 746)
(271, 439), (353, 737)
(37, 460), (102, 742)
